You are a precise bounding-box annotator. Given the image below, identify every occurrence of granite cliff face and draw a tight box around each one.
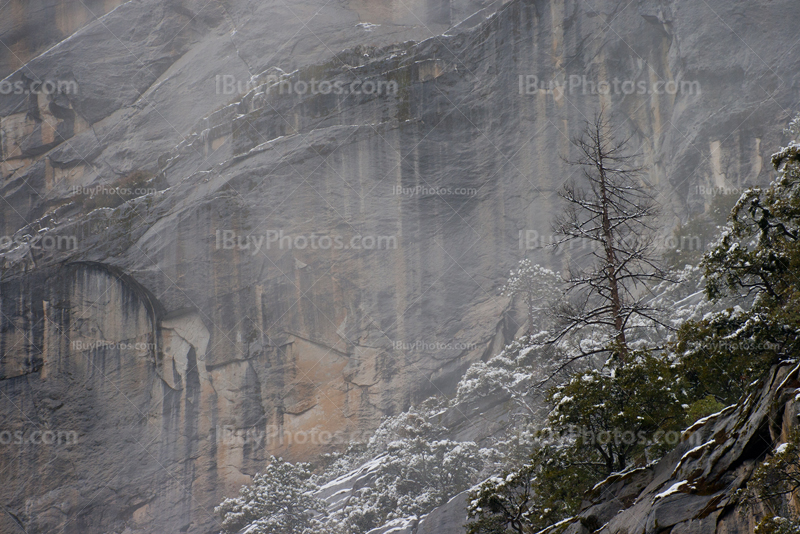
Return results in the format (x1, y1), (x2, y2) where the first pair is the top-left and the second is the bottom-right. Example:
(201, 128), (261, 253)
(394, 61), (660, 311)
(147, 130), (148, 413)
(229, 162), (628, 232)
(1, 0), (798, 532)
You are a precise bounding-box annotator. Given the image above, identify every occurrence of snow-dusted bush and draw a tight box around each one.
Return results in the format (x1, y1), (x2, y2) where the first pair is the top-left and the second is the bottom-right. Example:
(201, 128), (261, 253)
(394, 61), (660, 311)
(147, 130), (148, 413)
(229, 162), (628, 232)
(454, 335), (547, 415)
(215, 457), (326, 534)
(501, 260), (563, 334)
(331, 435), (489, 533)
(319, 410), (493, 533)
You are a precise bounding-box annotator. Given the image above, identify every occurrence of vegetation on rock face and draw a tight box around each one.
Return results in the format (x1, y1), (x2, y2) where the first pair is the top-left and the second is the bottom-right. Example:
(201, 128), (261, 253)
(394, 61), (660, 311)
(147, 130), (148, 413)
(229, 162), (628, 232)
(671, 307), (778, 406)
(547, 353), (687, 474)
(216, 116), (800, 534)
(746, 431), (800, 534)
(500, 260), (562, 337)
(469, 115), (681, 532)
(755, 516), (800, 534)
(466, 351), (688, 533)
(466, 117), (800, 532)
(325, 412), (491, 534)
(749, 433), (800, 512)
(672, 118), (800, 406)
(216, 413), (494, 534)
(215, 457), (326, 534)
(467, 449), (580, 534)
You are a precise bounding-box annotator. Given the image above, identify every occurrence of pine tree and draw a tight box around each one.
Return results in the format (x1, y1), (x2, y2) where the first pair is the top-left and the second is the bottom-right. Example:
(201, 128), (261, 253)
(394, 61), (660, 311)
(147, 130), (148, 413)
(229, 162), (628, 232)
(551, 110), (669, 363)
(500, 260), (562, 336)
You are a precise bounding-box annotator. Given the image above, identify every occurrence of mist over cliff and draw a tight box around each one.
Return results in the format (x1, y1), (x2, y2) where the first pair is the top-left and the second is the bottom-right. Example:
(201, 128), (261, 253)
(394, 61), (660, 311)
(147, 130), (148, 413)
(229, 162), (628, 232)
(1, 0), (798, 533)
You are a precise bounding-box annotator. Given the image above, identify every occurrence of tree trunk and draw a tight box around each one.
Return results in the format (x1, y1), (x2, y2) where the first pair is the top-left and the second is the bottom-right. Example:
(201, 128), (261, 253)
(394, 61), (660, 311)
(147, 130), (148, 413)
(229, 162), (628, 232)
(595, 132), (628, 362)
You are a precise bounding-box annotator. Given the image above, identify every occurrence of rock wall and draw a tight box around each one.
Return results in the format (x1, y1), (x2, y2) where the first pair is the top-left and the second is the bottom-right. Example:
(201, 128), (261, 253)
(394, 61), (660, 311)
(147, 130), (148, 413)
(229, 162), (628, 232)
(0, 0), (126, 78)
(1, 0), (799, 532)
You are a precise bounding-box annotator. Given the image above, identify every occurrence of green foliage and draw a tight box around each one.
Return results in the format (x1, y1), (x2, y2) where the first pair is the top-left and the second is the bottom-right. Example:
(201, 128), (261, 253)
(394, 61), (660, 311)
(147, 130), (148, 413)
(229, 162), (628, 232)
(468, 129), (800, 534)
(215, 456), (326, 534)
(670, 137), (800, 411)
(755, 516), (800, 534)
(672, 308), (778, 405)
(547, 353), (686, 475)
(741, 353), (800, 525)
(703, 143), (800, 308)
(747, 432), (800, 518)
(468, 353), (687, 533)
(214, 119), (800, 534)
(467, 446), (587, 534)
(686, 395), (726, 424)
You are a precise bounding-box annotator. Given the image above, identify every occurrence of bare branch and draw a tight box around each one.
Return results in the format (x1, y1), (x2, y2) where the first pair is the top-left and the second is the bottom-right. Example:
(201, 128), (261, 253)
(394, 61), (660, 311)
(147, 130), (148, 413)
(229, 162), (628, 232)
(548, 109), (668, 364)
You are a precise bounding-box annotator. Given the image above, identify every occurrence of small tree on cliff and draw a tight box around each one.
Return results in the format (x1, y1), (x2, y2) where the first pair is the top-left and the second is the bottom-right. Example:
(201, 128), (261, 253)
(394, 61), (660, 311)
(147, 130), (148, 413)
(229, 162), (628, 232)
(551, 111), (669, 363)
(215, 456), (326, 534)
(673, 114), (800, 404)
(500, 260), (562, 336)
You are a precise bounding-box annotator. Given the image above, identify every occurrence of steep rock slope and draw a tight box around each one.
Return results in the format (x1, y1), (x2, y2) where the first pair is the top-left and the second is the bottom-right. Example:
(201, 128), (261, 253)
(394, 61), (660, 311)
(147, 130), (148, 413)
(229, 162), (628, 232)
(0, 0), (799, 533)
(367, 362), (800, 534)
(551, 362), (800, 534)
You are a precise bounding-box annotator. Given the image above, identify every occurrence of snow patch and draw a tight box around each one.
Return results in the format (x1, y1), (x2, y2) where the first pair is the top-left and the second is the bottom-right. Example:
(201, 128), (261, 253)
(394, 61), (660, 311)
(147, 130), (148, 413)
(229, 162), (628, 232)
(654, 480), (690, 501)
(356, 22), (381, 31)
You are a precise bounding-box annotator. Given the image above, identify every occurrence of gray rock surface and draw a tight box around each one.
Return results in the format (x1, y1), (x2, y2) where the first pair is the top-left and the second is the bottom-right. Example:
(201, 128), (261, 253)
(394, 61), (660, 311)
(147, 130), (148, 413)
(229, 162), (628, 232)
(0, 0), (127, 78)
(1, 0), (799, 532)
(416, 491), (469, 534)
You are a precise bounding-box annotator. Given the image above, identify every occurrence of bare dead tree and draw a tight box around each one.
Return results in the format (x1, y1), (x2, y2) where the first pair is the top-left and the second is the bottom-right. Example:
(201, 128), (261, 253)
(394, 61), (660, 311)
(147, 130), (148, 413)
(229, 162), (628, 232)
(550, 111), (671, 364)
